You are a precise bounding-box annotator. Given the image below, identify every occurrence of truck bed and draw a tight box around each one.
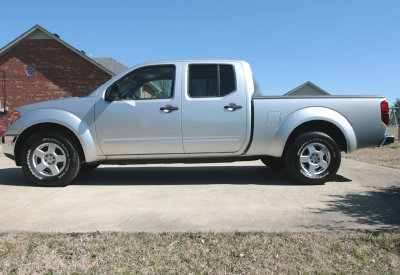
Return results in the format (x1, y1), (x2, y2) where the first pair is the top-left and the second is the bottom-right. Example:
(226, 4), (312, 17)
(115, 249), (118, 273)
(246, 95), (387, 157)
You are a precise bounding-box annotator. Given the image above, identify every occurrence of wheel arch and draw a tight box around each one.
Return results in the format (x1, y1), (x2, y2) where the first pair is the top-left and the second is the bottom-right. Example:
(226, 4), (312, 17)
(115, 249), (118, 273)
(271, 107), (357, 157)
(11, 108), (101, 166)
(15, 123), (85, 166)
(284, 120), (347, 154)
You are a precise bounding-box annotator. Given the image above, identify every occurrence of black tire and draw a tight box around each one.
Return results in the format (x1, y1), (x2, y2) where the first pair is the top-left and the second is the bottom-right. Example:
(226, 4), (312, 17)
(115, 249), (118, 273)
(284, 131), (341, 185)
(81, 163), (100, 172)
(21, 132), (81, 187)
(260, 156), (285, 169)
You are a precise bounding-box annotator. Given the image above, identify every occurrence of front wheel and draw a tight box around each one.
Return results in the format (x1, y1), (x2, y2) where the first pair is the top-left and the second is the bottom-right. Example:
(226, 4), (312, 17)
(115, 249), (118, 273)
(21, 132), (81, 187)
(285, 131), (341, 185)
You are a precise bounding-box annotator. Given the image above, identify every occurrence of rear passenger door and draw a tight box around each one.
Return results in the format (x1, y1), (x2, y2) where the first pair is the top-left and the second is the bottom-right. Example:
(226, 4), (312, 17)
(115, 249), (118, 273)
(181, 62), (248, 153)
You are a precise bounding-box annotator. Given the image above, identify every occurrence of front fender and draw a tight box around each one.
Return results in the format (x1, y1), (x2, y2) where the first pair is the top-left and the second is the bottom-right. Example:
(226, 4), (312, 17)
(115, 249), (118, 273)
(270, 107), (357, 156)
(7, 108), (100, 162)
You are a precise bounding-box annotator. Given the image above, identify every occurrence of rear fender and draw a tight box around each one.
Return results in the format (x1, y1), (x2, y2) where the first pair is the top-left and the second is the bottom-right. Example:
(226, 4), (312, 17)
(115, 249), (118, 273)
(271, 107), (357, 157)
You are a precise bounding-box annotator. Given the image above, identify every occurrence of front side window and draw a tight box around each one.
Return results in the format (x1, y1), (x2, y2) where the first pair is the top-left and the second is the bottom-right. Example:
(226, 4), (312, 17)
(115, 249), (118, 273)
(189, 64), (236, 97)
(113, 65), (175, 100)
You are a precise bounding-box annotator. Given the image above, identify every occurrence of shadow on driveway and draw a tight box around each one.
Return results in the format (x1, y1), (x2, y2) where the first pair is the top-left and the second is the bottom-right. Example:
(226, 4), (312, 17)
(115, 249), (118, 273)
(0, 165), (351, 187)
(309, 186), (400, 229)
(76, 166), (298, 186)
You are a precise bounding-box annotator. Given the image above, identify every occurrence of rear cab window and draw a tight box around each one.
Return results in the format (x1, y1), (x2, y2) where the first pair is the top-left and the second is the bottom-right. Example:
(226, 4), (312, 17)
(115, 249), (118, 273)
(189, 64), (236, 98)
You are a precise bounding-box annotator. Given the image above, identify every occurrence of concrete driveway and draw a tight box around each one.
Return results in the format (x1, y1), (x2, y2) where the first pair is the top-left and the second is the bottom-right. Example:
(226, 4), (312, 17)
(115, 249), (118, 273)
(0, 150), (399, 233)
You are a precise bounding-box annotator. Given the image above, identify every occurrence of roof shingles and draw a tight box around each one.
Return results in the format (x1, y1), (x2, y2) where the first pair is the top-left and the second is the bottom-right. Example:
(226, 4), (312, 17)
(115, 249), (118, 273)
(92, 58), (128, 75)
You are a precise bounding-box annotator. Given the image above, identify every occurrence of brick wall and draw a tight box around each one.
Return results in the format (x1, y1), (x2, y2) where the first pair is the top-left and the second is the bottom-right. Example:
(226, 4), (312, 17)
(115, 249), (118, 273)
(0, 39), (112, 128)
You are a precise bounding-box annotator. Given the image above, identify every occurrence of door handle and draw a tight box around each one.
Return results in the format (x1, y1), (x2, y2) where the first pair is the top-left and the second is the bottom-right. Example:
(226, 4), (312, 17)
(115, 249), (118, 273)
(160, 104), (179, 113)
(224, 103), (242, 111)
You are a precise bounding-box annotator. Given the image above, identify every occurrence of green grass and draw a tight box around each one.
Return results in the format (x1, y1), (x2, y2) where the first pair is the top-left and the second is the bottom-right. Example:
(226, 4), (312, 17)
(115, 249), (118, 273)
(0, 232), (399, 274)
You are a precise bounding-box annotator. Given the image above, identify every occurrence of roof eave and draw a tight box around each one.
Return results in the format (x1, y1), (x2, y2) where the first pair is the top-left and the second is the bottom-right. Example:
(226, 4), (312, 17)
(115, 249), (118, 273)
(284, 81), (330, 96)
(0, 25), (115, 76)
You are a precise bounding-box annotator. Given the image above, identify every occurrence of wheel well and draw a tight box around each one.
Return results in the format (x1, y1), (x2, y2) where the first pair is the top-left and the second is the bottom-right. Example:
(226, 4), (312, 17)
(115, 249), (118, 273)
(14, 123), (85, 166)
(284, 120), (347, 154)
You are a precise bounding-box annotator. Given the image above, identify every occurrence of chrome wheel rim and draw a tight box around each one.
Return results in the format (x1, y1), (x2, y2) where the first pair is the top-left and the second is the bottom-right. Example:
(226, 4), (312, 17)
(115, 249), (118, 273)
(299, 142), (330, 177)
(32, 143), (67, 177)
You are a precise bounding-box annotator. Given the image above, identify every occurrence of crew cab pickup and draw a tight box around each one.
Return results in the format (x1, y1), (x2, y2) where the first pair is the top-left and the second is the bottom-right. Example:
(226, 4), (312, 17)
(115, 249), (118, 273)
(2, 60), (394, 186)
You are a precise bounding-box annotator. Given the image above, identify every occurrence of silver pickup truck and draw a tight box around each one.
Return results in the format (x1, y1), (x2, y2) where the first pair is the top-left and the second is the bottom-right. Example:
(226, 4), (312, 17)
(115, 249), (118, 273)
(2, 60), (394, 186)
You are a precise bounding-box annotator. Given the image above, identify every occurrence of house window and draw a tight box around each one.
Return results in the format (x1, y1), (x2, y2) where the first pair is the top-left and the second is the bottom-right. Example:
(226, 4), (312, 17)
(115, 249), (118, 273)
(27, 66), (36, 76)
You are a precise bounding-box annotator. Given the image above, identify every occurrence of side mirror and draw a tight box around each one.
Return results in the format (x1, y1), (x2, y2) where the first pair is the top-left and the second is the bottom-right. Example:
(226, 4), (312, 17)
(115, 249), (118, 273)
(104, 83), (121, 101)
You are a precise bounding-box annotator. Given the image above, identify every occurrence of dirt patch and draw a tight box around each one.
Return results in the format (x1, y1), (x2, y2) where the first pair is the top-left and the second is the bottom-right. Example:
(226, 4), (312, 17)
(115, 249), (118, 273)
(344, 127), (400, 169)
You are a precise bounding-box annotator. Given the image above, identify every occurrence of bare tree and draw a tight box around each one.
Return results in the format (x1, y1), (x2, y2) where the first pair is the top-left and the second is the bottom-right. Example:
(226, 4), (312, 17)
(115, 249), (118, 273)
(394, 98), (400, 109)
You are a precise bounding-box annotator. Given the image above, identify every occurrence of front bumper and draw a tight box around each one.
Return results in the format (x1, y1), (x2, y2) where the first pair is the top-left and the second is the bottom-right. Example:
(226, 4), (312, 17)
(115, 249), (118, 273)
(1, 134), (18, 160)
(380, 135), (395, 147)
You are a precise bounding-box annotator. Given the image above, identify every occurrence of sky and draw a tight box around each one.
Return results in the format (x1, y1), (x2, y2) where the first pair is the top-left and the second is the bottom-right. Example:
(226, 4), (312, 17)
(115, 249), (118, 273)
(1, 0), (399, 105)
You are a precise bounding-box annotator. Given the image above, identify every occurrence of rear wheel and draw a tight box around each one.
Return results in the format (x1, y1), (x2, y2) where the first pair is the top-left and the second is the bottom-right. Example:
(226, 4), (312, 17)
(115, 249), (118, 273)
(285, 131), (341, 185)
(21, 132), (81, 187)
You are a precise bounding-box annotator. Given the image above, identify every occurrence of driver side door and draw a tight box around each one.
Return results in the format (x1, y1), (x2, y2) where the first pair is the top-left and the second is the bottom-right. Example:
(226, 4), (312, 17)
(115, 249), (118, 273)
(94, 63), (184, 156)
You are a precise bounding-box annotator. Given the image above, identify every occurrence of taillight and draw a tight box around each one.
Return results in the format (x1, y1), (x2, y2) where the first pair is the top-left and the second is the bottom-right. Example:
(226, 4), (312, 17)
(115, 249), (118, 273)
(380, 100), (389, 126)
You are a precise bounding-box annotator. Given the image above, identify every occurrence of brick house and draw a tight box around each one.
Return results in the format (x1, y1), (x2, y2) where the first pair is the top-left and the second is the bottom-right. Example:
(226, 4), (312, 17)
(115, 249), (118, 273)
(0, 25), (127, 133)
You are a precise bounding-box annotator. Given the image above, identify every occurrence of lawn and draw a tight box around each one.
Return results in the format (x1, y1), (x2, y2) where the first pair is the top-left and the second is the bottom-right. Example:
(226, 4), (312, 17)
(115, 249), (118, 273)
(344, 127), (400, 169)
(0, 232), (399, 274)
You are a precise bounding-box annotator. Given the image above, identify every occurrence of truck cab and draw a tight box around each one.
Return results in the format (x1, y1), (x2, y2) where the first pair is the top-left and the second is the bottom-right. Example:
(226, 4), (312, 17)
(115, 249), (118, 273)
(94, 61), (252, 157)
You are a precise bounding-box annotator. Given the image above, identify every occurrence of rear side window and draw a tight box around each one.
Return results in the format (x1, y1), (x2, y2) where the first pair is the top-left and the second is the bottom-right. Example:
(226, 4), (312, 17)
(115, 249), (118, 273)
(219, 65), (235, 96)
(189, 64), (236, 97)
